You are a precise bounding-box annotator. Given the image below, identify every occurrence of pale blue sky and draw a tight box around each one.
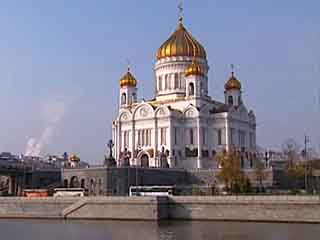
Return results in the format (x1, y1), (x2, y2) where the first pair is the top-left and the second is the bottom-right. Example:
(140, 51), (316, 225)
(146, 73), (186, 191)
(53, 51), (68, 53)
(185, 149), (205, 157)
(0, 0), (319, 163)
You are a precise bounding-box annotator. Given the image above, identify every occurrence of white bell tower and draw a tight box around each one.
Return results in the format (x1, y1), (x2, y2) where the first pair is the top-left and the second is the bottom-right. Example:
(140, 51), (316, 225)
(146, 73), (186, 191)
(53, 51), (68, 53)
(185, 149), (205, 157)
(119, 67), (138, 107)
(224, 65), (242, 107)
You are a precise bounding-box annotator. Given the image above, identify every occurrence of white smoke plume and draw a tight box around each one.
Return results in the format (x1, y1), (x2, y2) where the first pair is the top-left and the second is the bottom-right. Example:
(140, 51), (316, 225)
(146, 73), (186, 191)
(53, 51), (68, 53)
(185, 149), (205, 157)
(25, 100), (66, 157)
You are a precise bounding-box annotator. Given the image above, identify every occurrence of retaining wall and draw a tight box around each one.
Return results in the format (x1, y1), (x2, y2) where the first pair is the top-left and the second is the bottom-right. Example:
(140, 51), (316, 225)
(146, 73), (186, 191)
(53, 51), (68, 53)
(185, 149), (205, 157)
(168, 195), (320, 223)
(0, 197), (76, 218)
(0, 196), (167, 220)
(0, 196), (320, 223)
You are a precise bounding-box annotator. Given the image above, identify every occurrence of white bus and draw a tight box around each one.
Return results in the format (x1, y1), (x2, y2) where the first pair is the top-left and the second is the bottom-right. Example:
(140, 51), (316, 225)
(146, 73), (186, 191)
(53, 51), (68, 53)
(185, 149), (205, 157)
(53, 188), (86, 197)
(129, 186), (174, 196)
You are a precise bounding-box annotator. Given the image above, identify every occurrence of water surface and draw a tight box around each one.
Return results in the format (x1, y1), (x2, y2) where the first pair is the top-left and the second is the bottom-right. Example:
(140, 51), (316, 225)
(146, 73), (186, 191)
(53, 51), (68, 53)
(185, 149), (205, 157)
(0, 219), (319, 240)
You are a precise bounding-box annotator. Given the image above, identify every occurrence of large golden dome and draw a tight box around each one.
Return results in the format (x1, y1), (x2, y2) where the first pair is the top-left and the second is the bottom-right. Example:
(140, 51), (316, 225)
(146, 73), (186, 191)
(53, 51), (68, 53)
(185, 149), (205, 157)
(119, 68), (137, 88)
(225, 72), (242, 91)
(156, 22), (207, 60)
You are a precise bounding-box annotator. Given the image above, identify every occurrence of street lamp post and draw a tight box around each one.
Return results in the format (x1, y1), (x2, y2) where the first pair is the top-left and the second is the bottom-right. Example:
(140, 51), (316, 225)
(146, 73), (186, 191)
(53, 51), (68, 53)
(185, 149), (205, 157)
(304, 135), (310, 192)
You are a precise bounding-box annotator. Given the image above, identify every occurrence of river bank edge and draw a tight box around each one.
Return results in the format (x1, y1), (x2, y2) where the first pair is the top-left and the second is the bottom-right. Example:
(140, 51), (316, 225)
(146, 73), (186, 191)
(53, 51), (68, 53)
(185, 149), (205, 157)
(0, 196), (319, 223)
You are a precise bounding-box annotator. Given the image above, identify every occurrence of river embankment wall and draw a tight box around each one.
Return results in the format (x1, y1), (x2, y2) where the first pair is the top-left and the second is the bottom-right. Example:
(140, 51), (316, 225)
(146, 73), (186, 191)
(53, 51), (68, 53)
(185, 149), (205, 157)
(0, 196), (320, 223)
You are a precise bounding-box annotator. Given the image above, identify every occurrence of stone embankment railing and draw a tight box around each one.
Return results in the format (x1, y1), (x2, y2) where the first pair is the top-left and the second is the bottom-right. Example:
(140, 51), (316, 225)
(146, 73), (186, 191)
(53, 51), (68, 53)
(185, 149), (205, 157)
(0, 195), (319, 222)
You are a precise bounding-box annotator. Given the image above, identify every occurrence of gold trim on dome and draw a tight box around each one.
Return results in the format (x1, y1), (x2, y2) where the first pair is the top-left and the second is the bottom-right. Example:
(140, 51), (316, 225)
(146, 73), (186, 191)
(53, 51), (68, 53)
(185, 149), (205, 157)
(156, 22), (207, 60)
(119, 68), (137, 88)
(225, 72), (241, 91)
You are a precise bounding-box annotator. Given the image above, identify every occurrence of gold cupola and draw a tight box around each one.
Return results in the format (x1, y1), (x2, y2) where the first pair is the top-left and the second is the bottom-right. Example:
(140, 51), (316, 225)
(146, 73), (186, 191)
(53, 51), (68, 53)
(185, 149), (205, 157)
(185, 59), (205, 77)
(225, 70), (242, 91)
(156, 19), (207, 60)
(119, 67), (137, 88)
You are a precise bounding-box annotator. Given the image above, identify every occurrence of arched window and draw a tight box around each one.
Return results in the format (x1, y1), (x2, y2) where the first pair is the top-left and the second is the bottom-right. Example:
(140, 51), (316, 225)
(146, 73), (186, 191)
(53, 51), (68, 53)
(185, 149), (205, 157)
(121, 93), (127, 105)
(188, 83), (194, 96)
(158, 76), (162, 91)
(218, 129), (222, 145)
(174, 73), (179, 89)
(132, 92), (136, 102)
(165, 74), (169, 90)
(228, 96), (234, 105)
(190, 128), (194, 145)
(180, 73), (185, 89)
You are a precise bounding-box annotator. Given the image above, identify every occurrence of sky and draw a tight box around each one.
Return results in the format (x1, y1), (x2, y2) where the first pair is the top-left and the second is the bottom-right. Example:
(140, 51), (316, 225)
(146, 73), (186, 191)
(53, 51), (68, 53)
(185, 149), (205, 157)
(0, 0), (319, 164)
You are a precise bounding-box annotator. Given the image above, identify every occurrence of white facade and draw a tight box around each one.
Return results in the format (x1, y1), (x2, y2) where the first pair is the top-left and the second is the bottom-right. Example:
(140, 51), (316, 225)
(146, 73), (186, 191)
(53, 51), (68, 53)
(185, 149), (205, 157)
(112, 20), (256, 170)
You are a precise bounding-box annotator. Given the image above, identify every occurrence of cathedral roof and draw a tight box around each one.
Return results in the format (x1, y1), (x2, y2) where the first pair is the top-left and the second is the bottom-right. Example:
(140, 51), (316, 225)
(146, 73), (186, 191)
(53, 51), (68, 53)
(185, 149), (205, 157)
(212, 105), (230, 113)
(119, 68), (137, 88)
(156, 20), (207, 60)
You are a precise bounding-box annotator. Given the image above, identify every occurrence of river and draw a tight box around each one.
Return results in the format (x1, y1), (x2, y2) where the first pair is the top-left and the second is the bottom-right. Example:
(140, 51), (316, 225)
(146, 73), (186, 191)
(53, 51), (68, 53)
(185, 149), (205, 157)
(0, 219), (319, 240)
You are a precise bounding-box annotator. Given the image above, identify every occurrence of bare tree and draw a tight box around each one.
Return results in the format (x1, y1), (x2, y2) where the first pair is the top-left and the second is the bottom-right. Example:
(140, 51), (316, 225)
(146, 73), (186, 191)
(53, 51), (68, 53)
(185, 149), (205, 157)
(254, 160), (266, 190)
(282, 138), (300, 167)
(282, 139), (304, 189)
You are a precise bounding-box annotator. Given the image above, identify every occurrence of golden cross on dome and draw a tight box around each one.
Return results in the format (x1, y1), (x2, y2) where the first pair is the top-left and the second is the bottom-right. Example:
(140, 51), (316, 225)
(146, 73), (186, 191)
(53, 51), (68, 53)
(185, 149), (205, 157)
(230, 64), (235, 76)
(178, 1), (184, 23)
(126, 58), (131, 72)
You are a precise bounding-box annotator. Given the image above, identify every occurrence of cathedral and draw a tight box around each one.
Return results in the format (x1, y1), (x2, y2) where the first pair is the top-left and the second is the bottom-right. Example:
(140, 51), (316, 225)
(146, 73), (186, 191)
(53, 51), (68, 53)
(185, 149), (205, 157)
(112, 15), (256, 170)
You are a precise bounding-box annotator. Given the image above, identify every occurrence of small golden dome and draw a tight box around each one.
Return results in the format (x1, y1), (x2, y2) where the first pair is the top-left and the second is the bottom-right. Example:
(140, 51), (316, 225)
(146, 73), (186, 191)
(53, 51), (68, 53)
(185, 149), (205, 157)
(225, 72), (242, 91)
(185, 59), (205, 77)
(69, 154), (80, 162)
(156, 22), (207, 60)
(119, 68), (137, 88)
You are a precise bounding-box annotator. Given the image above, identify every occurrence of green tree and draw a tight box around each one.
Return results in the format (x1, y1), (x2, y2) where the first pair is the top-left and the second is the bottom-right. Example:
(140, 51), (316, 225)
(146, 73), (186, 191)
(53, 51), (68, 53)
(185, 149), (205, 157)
(217, 150), (249, 193)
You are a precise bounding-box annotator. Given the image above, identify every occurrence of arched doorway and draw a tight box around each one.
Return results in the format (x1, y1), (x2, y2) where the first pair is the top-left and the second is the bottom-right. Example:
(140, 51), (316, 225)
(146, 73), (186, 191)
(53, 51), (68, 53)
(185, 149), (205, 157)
(140, 154), (149, 168)
(98, 178), (102, 195)
(188, 82), (194, 96)
(90, 178), (96, 195)
(70, 176), (79, 188)
(63, 179), (68, 188)
(80, 179), (85, 189)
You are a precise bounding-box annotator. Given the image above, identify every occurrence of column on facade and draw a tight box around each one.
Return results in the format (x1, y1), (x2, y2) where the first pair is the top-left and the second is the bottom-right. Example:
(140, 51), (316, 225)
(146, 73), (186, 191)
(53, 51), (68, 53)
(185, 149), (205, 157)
(115, 122), (118, 160)
(117, 121), (122, 165)
(197, 117), (202, 169)
(167, 117), (172, 167)
(16, 176), (23, 196)
(8, 176), (13, 195)
(153, 117), (158, 167)
(113, 124), (117, 161)
(8, 176), (16, 196)
(131, 120), (135, 165)
(225, 116), (229, 152)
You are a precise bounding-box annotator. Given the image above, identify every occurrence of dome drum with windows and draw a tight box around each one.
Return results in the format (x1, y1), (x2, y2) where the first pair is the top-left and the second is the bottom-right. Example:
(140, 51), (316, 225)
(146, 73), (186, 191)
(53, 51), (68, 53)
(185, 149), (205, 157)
(119, 68), (137, 88)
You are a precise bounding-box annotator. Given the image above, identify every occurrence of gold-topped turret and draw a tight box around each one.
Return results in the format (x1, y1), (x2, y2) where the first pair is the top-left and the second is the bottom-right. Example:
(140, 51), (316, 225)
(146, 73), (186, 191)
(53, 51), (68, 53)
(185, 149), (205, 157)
(69, 154), (80, 162)
(185, 59), (205, 77)
(224, 65), (242, 91)
(119, 67), (137, 88)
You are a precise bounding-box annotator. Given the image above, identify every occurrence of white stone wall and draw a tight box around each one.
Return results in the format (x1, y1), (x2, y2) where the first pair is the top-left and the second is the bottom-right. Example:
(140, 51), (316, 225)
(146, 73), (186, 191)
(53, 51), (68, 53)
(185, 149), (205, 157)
(113, 97), (256, 170)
